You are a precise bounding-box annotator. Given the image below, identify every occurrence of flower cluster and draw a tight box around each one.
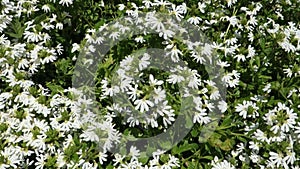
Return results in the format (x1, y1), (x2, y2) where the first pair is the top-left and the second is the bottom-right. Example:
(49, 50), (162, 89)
(1, 0), (300, 168)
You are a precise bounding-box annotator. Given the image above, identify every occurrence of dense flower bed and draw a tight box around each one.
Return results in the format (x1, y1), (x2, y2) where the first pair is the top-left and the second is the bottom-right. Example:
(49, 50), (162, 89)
(0, 0), (300, 168)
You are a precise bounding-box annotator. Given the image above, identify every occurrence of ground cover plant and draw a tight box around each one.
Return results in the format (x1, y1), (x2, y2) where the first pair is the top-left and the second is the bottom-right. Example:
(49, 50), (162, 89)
(0, 0), (300, 168)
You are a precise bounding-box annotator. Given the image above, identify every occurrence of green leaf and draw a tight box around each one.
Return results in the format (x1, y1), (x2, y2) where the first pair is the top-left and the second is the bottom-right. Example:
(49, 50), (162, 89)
(172, 141), (199, 154)
(124, 134), (138, 141)
(185, 114), (194, 128)
(5, 20), (25, 39)
(258, 75), (272, 80)
(94, 19), (106, 29)
(220, 115), (232, 127)
(34, 13), (47, 25)
(219, 138), (235, 151)
(106, 164), (114, 169)
(236, 136), (247, 142)
(200, 156), (213, 160)
(160, 141), (173, 150)
(138, 156), (149, 165)
(46, 83), (64, 95)
(191, 128), (199, 137)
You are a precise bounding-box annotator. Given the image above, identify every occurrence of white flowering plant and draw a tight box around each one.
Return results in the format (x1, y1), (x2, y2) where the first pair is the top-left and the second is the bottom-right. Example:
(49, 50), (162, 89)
(1, 0), (300, 168)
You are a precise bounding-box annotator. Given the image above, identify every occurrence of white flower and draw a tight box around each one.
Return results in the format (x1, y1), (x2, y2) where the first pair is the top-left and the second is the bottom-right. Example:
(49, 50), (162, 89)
(167, 74), (184, 84)
(163, 111), (175, 127)
(98, 151), (108, 165)
(139, 53), (150, 70)
(118, 4), (126, 11)
(127, 116), (140, 127)
(218, 100), (228, 113)
(284, 151), (296, 165)
(228, 16), (239, 27)
(153, 0), (171, 6)
(56, 151), (67, 167)
(193, 108), (210, 124)
(294, 123), (300, 138)
(167, 155), (180, 167)
(248, 15), (258, 26)
(211, 157), (235, 169)
(159, 28), (175, 40)
(283, 68), (293, 77)
(269, 151), (287, 169)
(82, 162), (97, 169)
(191, 50), (205, 64)
(201, 43), (213, 56)
(80, 130), (99, 142)
(265, 102), (297, 134)
(145, 13), (165, 32)
(198, 2), (206, 13)
(221, 16), (239, 27)
(235, 100), (259, 119)
(120, 55), (134, 69)
(226, 0), (237, 7)
(129, 146), (140, 158)
(217, 60), (230, 68)
(187, 74), (201, 89)
(134, 36), (145, 43)
(279, 38), (296, 53)
(31, 136), (47, 152)
(210, 89), (221, 100)
(41, 55), (57, 64)
(0, 34), (8, 45)
(127, 84), (142, 101)
(187, 16), (202, 25)
(98, 0), (104, 7)
(109, 32), (120, 41)
(235, 101), (249, 119)
(249, 141), (260, 152)
(41, 4), (51, 13)
(101, 83), (120, 97)
(167, 46), (182, 62)
(170, 4), (186, 21)
(119, 77), (132, 92)
(113, 154), (125, 166)
(35, 154), (46, 169)
(249, 152), (261, 163)
(59, 0), (73, 7)
(71, 43), (80, 53)
(225, 37), (238, 46)
(24, 31), (42, 42)
(247, 45), (255, 58)
(153, 87), (166, 104)
(263, 83), (271, 93)
(142, 0), (152, 8)
(149, 74), (163, 86)
(134, 99), (154, 112)
(147, 118), (158, 128)
(253, 129), (269, 143)
(55, 43), (64, 55)
(280, 108), (297, 133)
(56, 23), (63, 30)
(248, 32), (254, 42)
(94, 36), (104, 44)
